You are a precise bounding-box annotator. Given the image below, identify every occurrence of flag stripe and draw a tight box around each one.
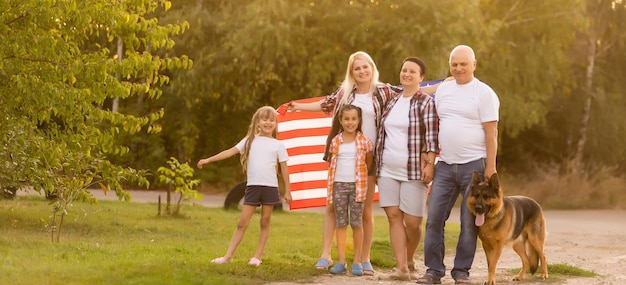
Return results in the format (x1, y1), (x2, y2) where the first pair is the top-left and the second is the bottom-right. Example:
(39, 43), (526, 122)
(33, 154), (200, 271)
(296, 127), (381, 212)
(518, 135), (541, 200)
(289, 197), (327, 209)
(289, 170), (328, 184)
(287, 162), (327, 174)
(279, 118), (333, 130)
(282, 136), (328, 150)
(286, 147), (326, 160)
(278, 126), (332, 140)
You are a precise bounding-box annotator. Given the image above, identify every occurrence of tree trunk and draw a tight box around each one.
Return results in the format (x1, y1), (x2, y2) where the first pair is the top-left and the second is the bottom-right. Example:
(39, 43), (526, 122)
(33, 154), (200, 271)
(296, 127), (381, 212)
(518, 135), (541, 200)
(112, 36), (123, 113)
(572, 33), (596, 172)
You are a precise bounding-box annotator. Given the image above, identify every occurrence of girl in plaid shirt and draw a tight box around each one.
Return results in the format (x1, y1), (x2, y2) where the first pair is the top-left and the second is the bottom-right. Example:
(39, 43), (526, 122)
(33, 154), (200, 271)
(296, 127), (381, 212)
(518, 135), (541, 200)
(326, 104), (373, 276)
(287, 51), (393, 275)
(286, 51), (440, 275)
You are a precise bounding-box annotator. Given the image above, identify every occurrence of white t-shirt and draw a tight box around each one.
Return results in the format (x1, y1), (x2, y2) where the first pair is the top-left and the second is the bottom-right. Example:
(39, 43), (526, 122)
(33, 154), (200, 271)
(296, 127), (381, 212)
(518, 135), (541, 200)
(379, 95), (411, 181)
(334, 141), (356, 183)
(236, 136), (289, 187)
(351, 93), (377, 145)
(436, 78), (499, 164)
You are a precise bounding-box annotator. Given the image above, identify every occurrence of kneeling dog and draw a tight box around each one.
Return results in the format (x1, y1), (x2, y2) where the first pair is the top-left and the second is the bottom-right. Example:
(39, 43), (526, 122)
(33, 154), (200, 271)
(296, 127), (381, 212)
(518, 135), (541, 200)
(468, 172), (548, 285)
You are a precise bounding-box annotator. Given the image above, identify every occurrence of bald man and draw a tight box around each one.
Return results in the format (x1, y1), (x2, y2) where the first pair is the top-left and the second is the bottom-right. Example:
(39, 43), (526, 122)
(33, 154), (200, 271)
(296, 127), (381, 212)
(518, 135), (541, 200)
(417, 45), (500, 284)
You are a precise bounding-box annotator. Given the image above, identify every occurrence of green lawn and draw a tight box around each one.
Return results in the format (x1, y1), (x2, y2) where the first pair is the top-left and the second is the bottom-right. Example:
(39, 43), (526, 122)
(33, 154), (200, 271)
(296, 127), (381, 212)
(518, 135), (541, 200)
(2, 196), (460, 284)
(1, 196), (596, 284)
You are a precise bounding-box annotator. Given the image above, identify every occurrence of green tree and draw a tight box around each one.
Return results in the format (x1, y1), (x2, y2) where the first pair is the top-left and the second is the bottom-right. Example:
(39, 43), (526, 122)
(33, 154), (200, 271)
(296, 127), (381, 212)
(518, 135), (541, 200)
(0, 0), (190, 241)
(478, 0), (586, 136)
(474, 0), (590, 173)
(157, 157), (202, 216)
(156, 0), (483, 187)
(501, 0), (626, 174)
(569, 0), (626, 173)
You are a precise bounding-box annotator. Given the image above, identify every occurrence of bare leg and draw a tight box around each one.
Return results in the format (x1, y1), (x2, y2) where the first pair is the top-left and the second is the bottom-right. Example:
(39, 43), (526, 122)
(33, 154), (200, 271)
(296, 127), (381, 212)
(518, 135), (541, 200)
(361, 175), (376, 262)
(383, 206), (408, 273)
(319, 204), (336, 263)
(335, 226), (347, 264)
(404, 214), (423, 268)
(252, 204), (274, 260)
(222, 205), (257, 260)
(352, 225), (363, 265)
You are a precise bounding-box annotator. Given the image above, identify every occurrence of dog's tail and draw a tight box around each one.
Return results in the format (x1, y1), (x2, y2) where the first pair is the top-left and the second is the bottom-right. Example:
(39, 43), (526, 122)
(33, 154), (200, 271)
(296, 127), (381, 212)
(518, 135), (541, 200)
(528, 217), (548, 274)
(528, 241), (539, 274)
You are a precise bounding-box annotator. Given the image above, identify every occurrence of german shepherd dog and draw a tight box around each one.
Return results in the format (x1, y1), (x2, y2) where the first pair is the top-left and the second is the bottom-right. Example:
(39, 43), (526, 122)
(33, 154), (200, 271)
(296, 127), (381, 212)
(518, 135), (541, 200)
(468, 171), (548, 285)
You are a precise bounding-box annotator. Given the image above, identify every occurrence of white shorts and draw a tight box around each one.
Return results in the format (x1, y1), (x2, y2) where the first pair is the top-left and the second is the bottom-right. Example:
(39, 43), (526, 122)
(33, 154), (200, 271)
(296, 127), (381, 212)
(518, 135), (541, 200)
(377, 177), (427, 217)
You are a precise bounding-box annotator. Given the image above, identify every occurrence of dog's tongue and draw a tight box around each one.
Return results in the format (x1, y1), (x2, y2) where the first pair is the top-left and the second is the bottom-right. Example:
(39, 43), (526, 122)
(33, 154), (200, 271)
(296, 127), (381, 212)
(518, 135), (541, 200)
(475, 213), (485, 227)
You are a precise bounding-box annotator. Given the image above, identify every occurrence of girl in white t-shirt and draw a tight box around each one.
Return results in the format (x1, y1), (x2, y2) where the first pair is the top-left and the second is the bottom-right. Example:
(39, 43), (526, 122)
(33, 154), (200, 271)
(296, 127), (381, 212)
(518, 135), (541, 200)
(197, 106), (292, 267)
(326, 105), (373, 276)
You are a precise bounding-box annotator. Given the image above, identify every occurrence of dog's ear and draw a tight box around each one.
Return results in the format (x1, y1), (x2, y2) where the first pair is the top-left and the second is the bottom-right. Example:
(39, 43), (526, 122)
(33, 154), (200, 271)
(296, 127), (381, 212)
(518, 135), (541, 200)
(472, 171), (481, 186)
(489, 173), (500, 189)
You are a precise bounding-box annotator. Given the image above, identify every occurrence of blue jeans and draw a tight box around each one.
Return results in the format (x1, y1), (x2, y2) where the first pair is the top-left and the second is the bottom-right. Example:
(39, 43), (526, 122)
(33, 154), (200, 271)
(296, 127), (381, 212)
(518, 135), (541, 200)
(423, 159), (485, 280)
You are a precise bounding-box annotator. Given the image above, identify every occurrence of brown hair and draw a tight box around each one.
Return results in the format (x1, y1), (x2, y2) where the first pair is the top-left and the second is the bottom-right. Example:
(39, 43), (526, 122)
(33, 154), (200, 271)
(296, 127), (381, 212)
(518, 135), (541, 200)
(401, 57), (426, 76)
(336, 104), (363, 134)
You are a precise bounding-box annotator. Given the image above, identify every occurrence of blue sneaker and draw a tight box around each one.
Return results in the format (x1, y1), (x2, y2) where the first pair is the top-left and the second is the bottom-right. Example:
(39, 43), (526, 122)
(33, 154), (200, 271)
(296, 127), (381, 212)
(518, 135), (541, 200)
(314, 258), (332, 270)
(329, 263), (347, 275)
(351, 263), (363, 276)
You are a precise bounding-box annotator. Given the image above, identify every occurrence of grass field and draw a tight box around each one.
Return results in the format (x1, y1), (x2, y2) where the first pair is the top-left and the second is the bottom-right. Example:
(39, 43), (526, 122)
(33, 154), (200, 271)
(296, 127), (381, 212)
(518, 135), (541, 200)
(0, 196), (462, 284)
(1, 195), (595, 285)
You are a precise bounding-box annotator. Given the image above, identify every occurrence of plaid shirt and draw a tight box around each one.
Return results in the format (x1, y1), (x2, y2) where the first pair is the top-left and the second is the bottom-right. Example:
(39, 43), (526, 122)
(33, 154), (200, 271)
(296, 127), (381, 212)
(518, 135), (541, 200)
(319, 83), (396, 161)
(326, 132), (373, 204)
(320, 83), (396, 126)
(375, 90), (439, 180)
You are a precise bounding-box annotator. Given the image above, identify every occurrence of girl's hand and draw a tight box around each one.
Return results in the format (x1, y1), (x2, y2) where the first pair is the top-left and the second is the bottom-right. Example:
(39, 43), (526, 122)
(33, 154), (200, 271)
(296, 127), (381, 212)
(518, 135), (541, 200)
(197, 159), (208, 169)
(284, 191), (293, 204)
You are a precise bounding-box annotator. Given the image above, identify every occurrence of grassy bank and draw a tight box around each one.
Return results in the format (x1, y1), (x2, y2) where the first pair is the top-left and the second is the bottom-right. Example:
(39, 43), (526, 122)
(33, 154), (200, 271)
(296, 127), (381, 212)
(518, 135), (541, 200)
(0, 196), (460, 284)
(1, 195), (598, 285)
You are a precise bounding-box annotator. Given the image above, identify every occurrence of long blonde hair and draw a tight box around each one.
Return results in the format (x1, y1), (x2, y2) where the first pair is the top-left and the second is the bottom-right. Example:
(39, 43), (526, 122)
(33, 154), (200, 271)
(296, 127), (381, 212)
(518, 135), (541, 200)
(240, 106), (278, 174)
(338, 51), (380, 107)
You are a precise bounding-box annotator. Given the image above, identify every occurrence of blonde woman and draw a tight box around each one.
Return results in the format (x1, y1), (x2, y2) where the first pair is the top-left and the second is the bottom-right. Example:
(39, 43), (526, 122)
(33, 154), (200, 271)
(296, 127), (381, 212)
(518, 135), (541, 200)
(288, 51), (397, 275)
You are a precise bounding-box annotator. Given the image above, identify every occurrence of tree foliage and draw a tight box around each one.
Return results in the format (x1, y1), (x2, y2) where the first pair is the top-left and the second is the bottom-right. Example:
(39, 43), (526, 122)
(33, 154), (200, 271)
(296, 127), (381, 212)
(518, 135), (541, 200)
(3, 0), (624, 208)
(0, 0), (190, 241)
(157, 157), (201, 216)
(158, 0), (625, 183)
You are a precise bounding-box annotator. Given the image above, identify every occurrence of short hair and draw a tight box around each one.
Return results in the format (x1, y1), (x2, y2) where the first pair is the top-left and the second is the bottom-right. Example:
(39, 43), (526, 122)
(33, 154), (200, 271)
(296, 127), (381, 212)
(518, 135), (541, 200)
(401, 57), (426, 76)
(449, 45), (476, 63)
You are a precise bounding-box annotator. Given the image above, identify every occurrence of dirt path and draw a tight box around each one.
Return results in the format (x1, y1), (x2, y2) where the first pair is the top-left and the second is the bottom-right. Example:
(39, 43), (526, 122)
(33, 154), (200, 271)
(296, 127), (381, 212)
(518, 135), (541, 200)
(89, 190), (626, 284)
(270, 210), (626, 285)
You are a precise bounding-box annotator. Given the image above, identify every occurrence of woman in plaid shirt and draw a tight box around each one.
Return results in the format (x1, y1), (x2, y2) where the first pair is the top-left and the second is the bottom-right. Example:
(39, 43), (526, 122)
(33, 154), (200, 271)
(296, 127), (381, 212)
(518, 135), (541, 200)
(288, 52), (439, 275)
(287, 51), (393, 275)
(375, 57), (439, 280)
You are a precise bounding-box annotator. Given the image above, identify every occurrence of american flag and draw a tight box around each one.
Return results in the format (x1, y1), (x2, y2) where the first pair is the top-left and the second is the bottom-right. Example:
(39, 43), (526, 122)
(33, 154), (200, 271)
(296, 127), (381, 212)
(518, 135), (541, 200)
(277, 97), (333, 210)
(277, 80), (443, 210)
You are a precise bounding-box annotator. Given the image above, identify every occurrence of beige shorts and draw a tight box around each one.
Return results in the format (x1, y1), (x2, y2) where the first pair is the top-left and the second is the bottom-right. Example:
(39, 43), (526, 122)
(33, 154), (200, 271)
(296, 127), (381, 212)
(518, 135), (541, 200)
(377, 177), (427, 217)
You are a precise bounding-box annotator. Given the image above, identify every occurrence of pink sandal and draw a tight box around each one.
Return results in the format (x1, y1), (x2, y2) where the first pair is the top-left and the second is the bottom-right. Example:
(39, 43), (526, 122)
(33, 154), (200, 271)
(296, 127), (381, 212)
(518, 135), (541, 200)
(211, 257), (228, 264)
(248, 257), (262, 266)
